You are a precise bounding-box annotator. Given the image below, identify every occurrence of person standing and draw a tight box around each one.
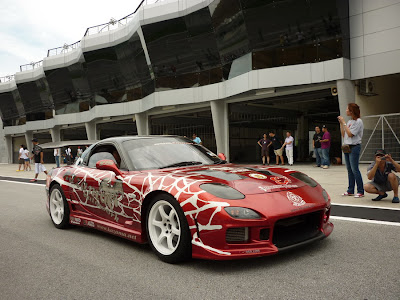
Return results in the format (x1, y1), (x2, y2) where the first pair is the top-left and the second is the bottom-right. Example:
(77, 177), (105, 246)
(20, 146), (29, 171)
(65, 146), (73, 165)
(313, 126), (323, 167)
(76, 146), (83, 158)
(24, 147), (31, 171)
(338, 103), (364, 198)
(320, 125), (331, 169)
(192, 133), (202, 145)
(17, 144), (25, 171)
(30, 138), (48, 182)
(54, 148), (60, 168)
(268, 131), (284, 165)
(282, 131), (294, 166)
(257, 133), (271, 165)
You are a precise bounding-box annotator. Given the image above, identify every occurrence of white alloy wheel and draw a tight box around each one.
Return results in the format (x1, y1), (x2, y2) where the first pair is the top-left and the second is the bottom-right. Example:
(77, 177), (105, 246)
(50, 188), (65, 225)
(148, 200), (181, 256)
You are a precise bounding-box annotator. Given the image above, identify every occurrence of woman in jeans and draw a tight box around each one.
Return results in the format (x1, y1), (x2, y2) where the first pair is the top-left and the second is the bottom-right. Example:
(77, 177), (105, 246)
(338, 103), (364, 198)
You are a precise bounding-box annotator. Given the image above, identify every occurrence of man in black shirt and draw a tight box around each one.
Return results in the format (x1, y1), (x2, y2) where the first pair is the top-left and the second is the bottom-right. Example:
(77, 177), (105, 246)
(268, 131), (284, 165)
(30, 138), (48, 182)
(364, 149), (400, 203)
(313, 126), (323, 167)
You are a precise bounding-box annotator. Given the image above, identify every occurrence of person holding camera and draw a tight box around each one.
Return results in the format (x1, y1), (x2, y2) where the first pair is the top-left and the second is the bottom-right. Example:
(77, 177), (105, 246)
(364, 149), (400, 203)
(338, 103), (364, 198)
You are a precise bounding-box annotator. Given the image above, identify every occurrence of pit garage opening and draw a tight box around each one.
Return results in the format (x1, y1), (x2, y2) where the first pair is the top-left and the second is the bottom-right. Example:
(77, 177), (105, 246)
(229, 87), (341, 164)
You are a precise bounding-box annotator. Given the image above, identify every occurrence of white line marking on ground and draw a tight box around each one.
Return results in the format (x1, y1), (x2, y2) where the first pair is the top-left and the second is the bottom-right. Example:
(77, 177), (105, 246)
(332, 202), (400, 211)
(330, 216), (400, 227)
(0, 180), (45, 187)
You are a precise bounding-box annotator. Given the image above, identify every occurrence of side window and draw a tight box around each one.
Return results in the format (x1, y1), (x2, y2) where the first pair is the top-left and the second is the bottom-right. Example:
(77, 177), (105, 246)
(86, 144), (124, 170)
(88, 152), (117, 168)
(81, 144), (95, 166)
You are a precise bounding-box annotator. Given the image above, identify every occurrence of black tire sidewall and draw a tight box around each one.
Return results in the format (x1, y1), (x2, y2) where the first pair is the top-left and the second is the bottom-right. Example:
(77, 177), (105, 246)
(49, 185), (70, 229)
(146, 194), (192, 263)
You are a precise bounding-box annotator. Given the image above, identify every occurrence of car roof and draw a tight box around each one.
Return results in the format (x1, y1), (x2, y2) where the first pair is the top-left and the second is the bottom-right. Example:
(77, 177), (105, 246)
(100, 135), (183, 143)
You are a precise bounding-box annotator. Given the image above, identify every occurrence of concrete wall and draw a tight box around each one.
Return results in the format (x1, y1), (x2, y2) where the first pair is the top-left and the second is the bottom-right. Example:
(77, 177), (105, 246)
(356, 74), (400, 116)
(350, 0), (400, 79)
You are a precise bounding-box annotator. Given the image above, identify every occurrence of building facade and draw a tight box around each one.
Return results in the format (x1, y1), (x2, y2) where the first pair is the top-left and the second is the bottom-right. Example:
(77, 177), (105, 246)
(1, 0), (400, 164)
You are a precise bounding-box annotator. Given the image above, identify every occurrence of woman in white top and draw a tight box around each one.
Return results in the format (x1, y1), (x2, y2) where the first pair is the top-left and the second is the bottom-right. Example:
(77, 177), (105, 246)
(338, 103), (364, 198)
(22, 147), (31, 171)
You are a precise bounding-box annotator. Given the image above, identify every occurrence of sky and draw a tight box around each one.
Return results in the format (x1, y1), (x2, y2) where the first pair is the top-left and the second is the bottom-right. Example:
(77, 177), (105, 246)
(0, 0), (144, 77)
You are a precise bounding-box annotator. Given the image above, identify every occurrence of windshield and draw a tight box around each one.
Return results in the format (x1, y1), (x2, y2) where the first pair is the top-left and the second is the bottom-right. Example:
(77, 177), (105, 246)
(122, 137), (223, 170)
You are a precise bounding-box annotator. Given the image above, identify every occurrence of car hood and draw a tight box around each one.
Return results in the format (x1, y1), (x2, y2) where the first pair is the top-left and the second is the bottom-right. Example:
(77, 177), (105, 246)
(156, 164), (310, 195)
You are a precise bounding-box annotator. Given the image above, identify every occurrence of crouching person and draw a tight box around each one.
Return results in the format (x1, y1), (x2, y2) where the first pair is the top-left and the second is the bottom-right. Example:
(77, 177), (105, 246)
(364, 149), (400, 203)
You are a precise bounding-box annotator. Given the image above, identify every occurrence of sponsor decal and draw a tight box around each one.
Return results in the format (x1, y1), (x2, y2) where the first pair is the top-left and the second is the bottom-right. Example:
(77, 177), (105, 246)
(270, 176), (291, 185)
(244, 249), (261, 254)
(258, 184), (298, 192)
(287, 191), (306, 207)
(70, 217), (81, 225)
(249, 173), (268, 180)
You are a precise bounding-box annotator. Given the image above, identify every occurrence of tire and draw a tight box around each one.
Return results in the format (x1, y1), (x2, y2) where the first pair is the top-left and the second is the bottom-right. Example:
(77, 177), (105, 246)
(146, 194), (191, 263)
(49, 185), (70, 229)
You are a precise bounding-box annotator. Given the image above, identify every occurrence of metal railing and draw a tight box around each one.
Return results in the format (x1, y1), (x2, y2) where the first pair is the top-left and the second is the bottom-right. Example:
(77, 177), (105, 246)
(0, 75), (15, 83)
(47, 40), (81, 57)
(83, 0), (166, 36)
(19, 60), (43, 72)
(45, 0), (165, 57)
(360, 113), (400, 162)
(84, 0), (146, 36)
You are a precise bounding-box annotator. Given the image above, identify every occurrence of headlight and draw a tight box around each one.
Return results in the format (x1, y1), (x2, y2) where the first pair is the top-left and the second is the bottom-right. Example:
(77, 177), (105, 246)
(322, 189), (330, 203)
(224, 207), (261, 219)
(200, 183), (245, 200)
(290, 172), (318, 187)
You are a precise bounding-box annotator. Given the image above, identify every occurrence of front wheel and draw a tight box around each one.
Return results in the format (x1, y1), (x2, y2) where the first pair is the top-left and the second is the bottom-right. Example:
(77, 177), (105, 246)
(49, 185), (70, 229)
(146, 194), (191, 263)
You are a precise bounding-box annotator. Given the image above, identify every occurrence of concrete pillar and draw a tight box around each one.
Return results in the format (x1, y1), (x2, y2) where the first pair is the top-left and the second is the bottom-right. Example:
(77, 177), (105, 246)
(296, 115), (309, 161)
(337, 79), (356, 164)
(135, 112), (150, 136)
(210, 100), (230, 162)
(337, 79), (356, 117)
(25, 131), (33, 154)
(50, 126), (61, 142)
(85, 121), (97, 140)
(50, 126), (61, 161)
(5, 135), (13, 163)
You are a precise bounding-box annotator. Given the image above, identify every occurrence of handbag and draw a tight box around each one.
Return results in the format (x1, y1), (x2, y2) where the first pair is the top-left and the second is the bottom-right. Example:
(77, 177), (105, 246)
(341, 144), (351, 153)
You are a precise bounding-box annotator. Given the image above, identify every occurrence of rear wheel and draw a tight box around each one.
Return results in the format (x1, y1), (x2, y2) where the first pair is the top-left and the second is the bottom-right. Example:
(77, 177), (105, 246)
(49, 185), (70, 229)
(146, 194), (191, 263)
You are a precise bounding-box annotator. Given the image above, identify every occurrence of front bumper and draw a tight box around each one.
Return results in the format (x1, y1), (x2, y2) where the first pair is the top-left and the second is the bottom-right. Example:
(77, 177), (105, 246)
(191, 210), (334, 260)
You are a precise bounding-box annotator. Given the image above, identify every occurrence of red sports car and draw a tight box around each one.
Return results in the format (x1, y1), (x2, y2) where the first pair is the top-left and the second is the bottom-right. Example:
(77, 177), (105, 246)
(45, 136), (333, 263)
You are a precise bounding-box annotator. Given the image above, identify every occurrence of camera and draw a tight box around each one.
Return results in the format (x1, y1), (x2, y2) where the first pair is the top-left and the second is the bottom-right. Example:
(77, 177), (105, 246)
(381, 156), (386, 160)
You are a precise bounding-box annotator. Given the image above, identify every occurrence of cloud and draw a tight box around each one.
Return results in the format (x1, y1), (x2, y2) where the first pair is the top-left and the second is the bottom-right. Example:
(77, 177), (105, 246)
(0, 0), (142, 77)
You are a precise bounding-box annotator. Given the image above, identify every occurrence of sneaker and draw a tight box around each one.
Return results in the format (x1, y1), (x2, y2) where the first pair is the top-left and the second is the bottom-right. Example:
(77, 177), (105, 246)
(342, 192), (354, 196)
(322, 165), (329, 169)
(16, 170), (21, 172)
(392, 196), (399, 203)
(29, 179), (37, 182)
(372, 193), (388, 201)
(354, 193), (364, 198)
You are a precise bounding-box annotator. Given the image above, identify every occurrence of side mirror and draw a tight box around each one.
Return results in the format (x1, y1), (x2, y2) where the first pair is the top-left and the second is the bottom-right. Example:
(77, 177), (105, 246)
(218, 153), (226, 161)
(96, 159), (123, 176)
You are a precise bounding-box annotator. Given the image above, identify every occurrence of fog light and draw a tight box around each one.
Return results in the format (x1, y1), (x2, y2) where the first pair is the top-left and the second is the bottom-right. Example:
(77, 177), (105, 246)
(224, 207), (261, 219)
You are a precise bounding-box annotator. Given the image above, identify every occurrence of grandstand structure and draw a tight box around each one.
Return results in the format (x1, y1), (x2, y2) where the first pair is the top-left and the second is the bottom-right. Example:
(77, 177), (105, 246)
(1, 0), (400, 163)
